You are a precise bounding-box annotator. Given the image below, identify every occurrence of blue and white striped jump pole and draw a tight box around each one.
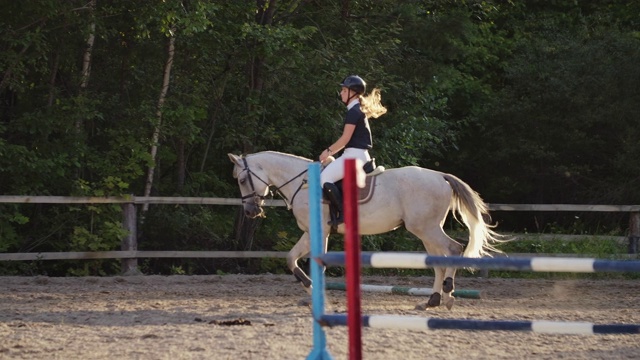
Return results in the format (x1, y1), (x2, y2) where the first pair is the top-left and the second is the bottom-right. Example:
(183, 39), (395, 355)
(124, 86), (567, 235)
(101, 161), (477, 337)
(306, 162), (334, 360)
(319, 252), (640, 273)
(318, 314), (640, 335)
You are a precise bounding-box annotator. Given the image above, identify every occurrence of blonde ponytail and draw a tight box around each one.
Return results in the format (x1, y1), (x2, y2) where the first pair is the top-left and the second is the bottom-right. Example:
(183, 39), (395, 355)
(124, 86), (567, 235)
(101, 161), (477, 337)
(360, 88), (387, 119)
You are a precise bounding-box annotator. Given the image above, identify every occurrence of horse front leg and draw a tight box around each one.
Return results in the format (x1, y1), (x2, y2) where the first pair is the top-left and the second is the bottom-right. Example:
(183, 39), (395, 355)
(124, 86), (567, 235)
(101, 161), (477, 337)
(287, 232), (313, 294)
(287, 232), (330, 306)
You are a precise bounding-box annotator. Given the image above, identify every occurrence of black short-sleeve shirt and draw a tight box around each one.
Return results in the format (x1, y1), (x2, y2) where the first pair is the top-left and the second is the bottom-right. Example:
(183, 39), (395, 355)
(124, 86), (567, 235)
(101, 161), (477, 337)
(344, 103), (372, 150)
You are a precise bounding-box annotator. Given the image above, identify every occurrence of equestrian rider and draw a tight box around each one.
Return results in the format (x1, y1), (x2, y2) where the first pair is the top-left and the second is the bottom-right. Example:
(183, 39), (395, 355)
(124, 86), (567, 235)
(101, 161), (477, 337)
(319, 75), (387, 225)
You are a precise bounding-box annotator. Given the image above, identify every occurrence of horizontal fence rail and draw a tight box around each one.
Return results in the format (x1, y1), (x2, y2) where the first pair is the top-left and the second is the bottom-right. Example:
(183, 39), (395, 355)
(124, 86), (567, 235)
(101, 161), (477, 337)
(0, 251), (635, 262)
(489, 204), (640, 212)
(0, 251), (292, 261)
(0, 196), (638, 274)
(0, 195), (286, 206)
(1, 196), (640, 211)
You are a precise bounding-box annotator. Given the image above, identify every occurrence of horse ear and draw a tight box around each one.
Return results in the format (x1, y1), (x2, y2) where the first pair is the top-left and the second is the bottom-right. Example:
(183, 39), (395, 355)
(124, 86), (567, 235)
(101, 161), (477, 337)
(228, 153), (242, 166)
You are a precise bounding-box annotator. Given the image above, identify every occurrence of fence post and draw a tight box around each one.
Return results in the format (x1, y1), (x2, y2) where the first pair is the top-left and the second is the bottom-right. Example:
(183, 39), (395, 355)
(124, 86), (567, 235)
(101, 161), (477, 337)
(121, 201), (139, 275)
(629, 212), (640, 255)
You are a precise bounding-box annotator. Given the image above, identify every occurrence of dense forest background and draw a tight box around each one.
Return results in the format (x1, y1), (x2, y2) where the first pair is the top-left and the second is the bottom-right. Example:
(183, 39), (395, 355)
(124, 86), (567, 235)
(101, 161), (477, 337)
(1, 0), (639, 275)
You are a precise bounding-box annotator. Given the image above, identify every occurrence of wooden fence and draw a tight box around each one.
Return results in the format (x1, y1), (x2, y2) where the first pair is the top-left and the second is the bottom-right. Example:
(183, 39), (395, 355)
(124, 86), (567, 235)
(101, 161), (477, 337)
(0, 196), (638, 274)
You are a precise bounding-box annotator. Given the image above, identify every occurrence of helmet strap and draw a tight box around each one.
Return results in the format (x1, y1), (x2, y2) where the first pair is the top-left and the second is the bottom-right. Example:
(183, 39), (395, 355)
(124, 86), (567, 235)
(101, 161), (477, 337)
(344, 89), (358, 105)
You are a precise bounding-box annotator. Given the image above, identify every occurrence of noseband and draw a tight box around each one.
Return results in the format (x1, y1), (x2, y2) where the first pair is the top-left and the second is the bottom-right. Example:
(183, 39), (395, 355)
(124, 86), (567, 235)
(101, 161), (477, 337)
(239, 158), (266, 206)
(239, 157), (307, 210)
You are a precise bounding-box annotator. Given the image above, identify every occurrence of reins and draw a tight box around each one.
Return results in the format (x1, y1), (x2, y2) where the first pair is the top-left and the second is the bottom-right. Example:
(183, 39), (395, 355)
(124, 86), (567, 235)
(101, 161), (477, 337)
(241, 157), (308, 210)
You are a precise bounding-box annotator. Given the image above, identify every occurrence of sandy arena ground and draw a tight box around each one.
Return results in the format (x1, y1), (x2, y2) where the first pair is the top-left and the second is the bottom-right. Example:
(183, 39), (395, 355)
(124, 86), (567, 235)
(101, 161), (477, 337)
(1, 274), (639, 359)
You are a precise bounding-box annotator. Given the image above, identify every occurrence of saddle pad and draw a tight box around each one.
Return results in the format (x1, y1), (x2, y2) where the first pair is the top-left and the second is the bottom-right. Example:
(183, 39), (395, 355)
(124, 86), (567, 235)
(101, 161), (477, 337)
(356, 176), (376, 204)
(320, 176), (377, 205)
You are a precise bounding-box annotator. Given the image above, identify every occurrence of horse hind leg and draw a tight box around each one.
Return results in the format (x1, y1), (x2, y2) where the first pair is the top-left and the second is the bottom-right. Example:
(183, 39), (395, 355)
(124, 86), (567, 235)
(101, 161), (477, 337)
(410, 267), (454, 310)
(414, 266), (445, 310)
(441, 269), (456, 310)
(439, 238), (462, 309)
(410, 227), (463, 310)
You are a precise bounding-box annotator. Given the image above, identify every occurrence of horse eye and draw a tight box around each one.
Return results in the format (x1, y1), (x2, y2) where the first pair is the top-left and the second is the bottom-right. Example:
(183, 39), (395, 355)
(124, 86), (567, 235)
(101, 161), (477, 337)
(239, 177), (246, 185)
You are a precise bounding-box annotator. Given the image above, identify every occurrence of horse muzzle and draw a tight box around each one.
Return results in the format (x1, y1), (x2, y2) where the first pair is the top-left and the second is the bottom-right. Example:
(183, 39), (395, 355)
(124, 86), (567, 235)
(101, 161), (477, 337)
(244, 203), (265, 218)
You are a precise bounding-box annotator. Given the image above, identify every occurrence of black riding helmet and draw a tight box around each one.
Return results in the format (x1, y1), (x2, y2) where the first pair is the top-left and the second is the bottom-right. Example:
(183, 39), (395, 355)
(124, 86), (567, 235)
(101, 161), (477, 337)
(340, 75), (366, 95)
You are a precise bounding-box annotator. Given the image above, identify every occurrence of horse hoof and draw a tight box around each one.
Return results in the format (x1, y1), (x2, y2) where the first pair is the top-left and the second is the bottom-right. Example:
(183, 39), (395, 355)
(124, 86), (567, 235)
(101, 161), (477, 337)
(414, 299), (441, 311)
(301, 284), (313, 295)
(443, 277), (454, 293)
(427, 292), (441, 307)
(445, 297), (455, 310)
(415, 293), (441, 310)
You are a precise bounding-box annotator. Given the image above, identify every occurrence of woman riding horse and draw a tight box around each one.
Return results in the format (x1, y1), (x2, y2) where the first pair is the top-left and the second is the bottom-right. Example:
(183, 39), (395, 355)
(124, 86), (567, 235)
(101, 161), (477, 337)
(229, 150), (504, 310)
(319, 75), (387, 225)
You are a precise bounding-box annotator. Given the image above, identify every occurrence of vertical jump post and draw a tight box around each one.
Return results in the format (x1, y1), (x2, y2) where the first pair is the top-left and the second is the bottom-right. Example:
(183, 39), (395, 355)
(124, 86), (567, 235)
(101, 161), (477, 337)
(344, 159), (363, 360)
(307, 162), (334, 360)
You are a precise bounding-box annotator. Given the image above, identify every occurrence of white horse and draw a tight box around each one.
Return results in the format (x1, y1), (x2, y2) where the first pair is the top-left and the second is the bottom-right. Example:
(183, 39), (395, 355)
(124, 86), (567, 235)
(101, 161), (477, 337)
(228, 151), (502, 309)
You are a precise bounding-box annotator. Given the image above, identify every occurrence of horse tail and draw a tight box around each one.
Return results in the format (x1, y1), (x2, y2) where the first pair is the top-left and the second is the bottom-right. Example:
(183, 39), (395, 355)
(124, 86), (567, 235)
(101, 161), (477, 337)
(442, 174), (504, 258)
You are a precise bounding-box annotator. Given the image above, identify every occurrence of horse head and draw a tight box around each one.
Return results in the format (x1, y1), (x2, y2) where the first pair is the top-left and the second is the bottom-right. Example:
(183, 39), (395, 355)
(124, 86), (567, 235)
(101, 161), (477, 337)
(228, 153), (270, 218)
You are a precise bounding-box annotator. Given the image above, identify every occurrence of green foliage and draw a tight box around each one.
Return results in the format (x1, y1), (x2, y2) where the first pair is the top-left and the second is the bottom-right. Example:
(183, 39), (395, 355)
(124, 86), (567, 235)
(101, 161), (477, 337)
(0, 207), (29, 252)
(1, 0), (639, 275)
(489, 235), (637, 279)
(169, 265), (186, 275)
(499, 235), (627, 258)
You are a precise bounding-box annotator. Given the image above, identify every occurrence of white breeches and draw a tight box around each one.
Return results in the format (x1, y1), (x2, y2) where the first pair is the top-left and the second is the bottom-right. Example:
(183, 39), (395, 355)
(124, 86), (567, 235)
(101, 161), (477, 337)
(321, 147), (371, 185)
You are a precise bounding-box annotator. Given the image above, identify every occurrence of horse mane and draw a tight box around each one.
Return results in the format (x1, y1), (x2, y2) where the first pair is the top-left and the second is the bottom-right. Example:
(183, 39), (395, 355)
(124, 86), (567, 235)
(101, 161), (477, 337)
(246, 151), (313, 163)
(232, 151), (312, 178)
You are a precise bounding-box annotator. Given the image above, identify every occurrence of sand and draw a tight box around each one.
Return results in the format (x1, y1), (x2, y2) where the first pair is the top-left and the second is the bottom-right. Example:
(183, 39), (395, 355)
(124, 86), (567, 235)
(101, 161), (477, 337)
(1, 274), (639, 359)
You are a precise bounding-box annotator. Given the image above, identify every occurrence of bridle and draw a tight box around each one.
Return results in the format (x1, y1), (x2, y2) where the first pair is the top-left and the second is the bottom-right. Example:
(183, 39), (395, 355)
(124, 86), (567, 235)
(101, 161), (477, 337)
(239, 157), (308, 211)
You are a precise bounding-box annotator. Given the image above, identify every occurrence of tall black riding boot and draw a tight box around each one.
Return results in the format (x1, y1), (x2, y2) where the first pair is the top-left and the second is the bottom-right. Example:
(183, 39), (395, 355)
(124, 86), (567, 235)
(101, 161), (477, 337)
(322, 183), (344, 226)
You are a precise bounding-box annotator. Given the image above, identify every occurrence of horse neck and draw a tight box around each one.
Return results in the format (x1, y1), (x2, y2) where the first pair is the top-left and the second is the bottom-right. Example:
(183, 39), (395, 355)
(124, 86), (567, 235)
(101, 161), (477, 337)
(255, 152), (309, 199)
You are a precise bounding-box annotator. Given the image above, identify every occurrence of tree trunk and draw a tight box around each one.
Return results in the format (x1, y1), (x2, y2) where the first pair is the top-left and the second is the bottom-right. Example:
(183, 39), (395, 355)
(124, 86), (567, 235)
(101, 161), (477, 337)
(176, 139), (185, 191)
(200, 60), (233, 172)
(0, 43), (30, 92)
(233, 207), (262, 251)
(47, 51), (60, 108)
(629, 212), (640, 254)
(143, 31), (176, 213)
(77, 0), (96, 131)
(231, 1), (279, 248)
(341, 0), (350, 19)
(199, 105), (219, 173)
(251, 0), (277, 94)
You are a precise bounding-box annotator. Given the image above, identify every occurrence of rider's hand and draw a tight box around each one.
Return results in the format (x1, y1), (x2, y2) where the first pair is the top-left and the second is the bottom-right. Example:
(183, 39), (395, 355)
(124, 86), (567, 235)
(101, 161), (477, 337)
(319, 149), (330, 163)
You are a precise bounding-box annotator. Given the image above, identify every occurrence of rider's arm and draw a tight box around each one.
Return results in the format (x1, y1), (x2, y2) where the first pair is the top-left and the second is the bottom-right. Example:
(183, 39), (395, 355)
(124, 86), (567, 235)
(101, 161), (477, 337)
(320, 124), (355, 161)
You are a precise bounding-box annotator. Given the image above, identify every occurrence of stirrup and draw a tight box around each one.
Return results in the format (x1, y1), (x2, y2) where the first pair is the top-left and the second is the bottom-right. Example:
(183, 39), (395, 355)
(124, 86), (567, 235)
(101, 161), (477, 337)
(327, 216), (344, 226)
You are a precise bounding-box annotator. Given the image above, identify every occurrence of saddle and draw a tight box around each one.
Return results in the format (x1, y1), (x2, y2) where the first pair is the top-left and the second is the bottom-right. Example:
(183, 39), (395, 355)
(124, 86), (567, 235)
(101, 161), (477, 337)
(323, 158), (385, 227)
(330, 159), (383, 204)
